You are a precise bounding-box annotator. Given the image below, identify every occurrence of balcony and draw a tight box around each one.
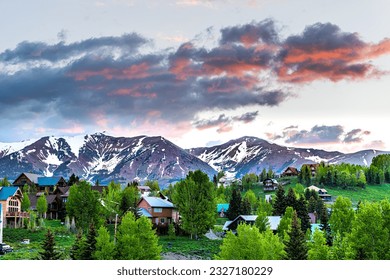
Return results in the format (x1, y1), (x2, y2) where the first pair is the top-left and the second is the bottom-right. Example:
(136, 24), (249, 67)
(6, 211), (30, 218)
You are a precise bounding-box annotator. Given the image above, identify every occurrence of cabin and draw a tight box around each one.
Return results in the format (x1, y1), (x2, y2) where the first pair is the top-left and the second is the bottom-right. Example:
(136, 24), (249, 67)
(222, 215), (281, 232)
(137, 196), (179, 226)
(263, 178), (279, 191)
(0, 186), (28, 228)
(137, 186), (151, 196)
(307, 185), (332, 202)
(281, 167), (299, 177)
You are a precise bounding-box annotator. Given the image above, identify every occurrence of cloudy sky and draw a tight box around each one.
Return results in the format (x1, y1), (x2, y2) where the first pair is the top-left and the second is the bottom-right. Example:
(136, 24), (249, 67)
(0, 0), (389, 152)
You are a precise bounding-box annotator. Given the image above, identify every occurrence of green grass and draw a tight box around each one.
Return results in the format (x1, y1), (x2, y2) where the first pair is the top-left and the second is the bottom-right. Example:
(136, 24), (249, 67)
(326, 184), (390, 204)
(1, 220), (75, 260)
(159, 235), (222, 260)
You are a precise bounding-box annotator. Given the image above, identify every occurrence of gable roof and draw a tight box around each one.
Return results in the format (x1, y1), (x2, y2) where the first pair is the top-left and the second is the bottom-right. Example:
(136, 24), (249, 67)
(227, 215), (281, 231)
(141, 196), (174, 208)
(0, 186), (21, 201)
(13, 172), (40, 185)
(139, 207), (153, 218)
(37, 177), (64, 186)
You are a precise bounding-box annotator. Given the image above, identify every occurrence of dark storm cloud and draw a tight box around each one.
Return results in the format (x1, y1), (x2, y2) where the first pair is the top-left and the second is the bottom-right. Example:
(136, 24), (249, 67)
(233, 111), (259, 123)
(0, 33), (148, 63)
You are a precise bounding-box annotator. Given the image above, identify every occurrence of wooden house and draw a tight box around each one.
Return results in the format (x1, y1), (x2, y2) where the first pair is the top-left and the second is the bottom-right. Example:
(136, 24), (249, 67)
(137, 196), (179, 226)
(12, 172), (40, 188)
(301, 164), (320, 176)
(0, 186), (28, 228)
(281, 167), (299, 177)
(307, 185), (332, 202)
(37, 176), (67, 194)
(263, 178), (279, 191)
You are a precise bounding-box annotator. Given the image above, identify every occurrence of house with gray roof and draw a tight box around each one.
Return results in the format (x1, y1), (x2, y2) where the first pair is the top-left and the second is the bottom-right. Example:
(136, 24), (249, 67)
(137, 196), (179, 226)
(222, 215), (281, 232)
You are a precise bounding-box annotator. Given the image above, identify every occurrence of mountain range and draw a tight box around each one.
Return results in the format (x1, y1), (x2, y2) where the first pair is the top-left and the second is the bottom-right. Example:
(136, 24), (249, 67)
(0, 133), (388, 187)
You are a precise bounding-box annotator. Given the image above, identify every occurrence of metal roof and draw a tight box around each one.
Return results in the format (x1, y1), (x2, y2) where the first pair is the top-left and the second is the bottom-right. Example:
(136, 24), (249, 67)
(142, 196), (174, 208)
(37, 177), (63, 186)
(21, 173), (40, 184)
(139, 208), (153, 218)
(0, 186), (20, 201)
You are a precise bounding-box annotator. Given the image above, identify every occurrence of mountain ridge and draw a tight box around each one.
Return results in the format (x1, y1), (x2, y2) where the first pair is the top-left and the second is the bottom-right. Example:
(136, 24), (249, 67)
(0, 133), (388, 186)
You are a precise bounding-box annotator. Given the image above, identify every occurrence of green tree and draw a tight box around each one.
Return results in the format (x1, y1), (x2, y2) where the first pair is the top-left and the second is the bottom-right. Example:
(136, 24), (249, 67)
(172, 170), (216, 239)
(83, 223), (97, 260)
(285, 188), (297, 209)
(308, 229), (330, 260)
(243, 189), (257, 212)
(120, 185), (140, 218)
(94, 226), (115, 260)
(0, 177), (11, 186)
(349, 201), (389, 259)
(102, 181), (122, 220)
(36, 195), (48, 218)
(226, 189), (242, 220)
(21, 193), (31, 211)
(319, 207), (332, 246)
(116, 212), (161, 259)
(255, 210), (270, 233)
(215, 224), (285, 260)
(257, 198), (273, 215)
(70, 231), (86, 260)
(68, 173), (80, 186)
(39, 229), (62, 260)
(284, 211), (308, 260)
(277, 206), (294, 239)
(241, 197), (251, 215)
(66, 181), (103, 231)
(295, 196), (311, 233)
(145, 180), (160, 192)
(329, 196), (355, 238)
(272, 185), (286, 215)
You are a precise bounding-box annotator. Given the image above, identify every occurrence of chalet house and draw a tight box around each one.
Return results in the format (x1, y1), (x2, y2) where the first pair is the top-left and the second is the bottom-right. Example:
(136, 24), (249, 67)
(12, 172), (40, 188)
(217, 203), (229, 218)
(0, 186), (28, 228)
(263, 178), (279, 191)
(301, 164), (320, 177)
(137, 196), (179, 226)
(282, 167), (299, 177)
(13, 173), (67, 194)
(222, 215), (281, 232)
(307, 185), (332, 202)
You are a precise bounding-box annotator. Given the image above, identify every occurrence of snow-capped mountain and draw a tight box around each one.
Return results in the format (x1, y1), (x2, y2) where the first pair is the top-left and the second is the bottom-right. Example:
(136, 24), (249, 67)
(0, 134), (388, 186)
(0, 133), (216, 186)
(187, 136), (386, 178)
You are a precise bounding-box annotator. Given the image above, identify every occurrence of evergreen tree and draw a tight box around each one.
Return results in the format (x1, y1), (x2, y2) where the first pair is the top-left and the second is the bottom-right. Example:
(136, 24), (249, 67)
(285, 188), (297, 209)
(226, 189), (242, 220)
(295, 196), (311, 233)
(83, 223), (97, 260)
(68, 173), (79, 186)
(94, 226), (115, 260)
(284, 211), (308, 260)
(319, 207), (332, 246)
(272, 185), (286, 215)
(70, 231), (86, 260)
(241, 197), (251, 215)
(39, 229), (61, 260)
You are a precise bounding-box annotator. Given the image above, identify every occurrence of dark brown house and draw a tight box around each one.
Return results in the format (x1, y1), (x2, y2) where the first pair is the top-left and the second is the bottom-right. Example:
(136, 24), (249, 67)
(263, 178), (279, 191)
(137, 196), (179, 226)
(282, 167), (299, 177)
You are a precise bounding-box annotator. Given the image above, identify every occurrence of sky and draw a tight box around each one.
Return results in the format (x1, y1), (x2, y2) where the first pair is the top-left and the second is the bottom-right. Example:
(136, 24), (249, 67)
(0, 0), (389, 153)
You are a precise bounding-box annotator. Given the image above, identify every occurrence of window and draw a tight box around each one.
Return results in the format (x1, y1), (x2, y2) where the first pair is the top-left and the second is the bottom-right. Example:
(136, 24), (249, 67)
(160, 218), (165, 224)
(154, 208), (162, 213)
